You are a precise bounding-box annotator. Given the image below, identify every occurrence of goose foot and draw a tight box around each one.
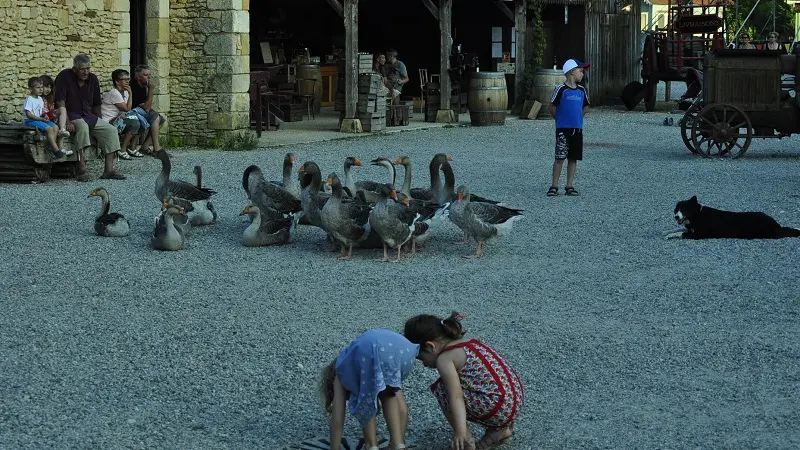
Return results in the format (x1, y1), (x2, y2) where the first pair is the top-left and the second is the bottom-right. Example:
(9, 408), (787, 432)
(462, 241), (485, 259)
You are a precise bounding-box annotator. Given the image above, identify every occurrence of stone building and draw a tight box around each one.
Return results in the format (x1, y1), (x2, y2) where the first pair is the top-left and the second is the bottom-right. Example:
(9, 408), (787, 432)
(0, 0), (250, 145)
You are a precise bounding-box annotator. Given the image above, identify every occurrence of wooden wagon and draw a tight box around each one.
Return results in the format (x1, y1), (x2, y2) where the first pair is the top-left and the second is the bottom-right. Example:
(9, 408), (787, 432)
(680, 50), (800, 158)
(0, 123), (99, 183)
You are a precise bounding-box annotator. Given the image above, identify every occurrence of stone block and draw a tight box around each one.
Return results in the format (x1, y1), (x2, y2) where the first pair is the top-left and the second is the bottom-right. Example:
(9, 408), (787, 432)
(216, 55), (248, 74)
(0, 0), (11, 7)
(340, 118), (363, 133)
(147, 0), (169, 18)
(153, 58), (170, 77)
(217, 92), (250, 112)
(119, 49), (130, 66)
(436, 109), (455, 123)
(207, 0), (242, 10)
(109, 0), (129, 12)
(208, 111), (249, 130)
(206, 73), (249, 93)
(152, 93), (170, 114)
(117, 33), (130, 49)
(242, 0), (249, 10)
(204, 33), (240, 56)
(240, 33), (249, 56)
(150, 43), (169, 59)
(20, 7), (30, 19)
(193, 18), (220, 35)
(220, 10), (249, 33)
(146, 18), (169, 44)
(85, 0), (103, 10)
(117, 13), (130, 32)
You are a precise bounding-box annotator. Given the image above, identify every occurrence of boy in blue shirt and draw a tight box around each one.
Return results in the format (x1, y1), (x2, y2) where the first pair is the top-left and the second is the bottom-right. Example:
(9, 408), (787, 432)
(547, 59), (590, 196)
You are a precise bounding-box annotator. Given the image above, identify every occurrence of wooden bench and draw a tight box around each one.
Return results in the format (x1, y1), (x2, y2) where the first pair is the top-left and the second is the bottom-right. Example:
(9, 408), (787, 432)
(0, 123), (99, 183)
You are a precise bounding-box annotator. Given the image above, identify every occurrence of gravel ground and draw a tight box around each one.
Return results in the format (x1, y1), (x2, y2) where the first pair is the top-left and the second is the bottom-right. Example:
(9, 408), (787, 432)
(1, 109), (799, 450)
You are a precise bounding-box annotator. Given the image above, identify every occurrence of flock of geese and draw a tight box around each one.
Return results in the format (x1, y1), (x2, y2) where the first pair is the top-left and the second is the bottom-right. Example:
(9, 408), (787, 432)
(87, 150), (524, 259)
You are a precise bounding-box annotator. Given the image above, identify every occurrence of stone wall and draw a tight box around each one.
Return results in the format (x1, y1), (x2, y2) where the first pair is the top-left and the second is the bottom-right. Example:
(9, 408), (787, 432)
(168, 0), (250, 144)
(0, 0), (130, 123)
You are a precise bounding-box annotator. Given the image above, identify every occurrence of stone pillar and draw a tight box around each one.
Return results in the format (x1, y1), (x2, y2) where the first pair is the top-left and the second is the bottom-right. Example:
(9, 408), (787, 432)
(206, 0), (250, 134)
(110, 0), (131, 67)
(147, 0), (170, 119)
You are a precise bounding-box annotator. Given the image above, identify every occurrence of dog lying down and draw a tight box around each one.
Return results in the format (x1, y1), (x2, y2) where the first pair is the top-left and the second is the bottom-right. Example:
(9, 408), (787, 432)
(665, 195), (800, 239)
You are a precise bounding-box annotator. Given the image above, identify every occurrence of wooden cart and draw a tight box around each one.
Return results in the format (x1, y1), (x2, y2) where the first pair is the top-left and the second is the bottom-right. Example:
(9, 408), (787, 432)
(681, 50), (800, 158)
(0, 123), (99, 183)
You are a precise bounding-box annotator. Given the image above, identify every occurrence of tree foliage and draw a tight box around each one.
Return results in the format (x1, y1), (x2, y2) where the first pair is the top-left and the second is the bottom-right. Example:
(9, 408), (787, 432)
(520, 1), (547, 100)
(725, 0), (796, 42)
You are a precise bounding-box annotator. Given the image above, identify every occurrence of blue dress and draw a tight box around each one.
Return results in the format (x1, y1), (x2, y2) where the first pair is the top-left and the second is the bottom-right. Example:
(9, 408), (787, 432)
(335, 329), (420, 427)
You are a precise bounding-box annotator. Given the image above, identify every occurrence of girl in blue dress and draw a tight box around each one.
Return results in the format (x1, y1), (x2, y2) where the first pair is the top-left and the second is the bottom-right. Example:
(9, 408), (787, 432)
(320, 329), (419, 450)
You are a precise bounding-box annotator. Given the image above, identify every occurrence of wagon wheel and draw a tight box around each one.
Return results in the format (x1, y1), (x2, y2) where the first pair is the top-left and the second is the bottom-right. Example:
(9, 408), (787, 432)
(690, 103), (752, 159)
(680, 100), (703, 154)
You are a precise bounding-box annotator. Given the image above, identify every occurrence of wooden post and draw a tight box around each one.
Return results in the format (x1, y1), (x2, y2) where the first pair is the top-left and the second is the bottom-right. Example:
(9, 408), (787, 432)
(341, 0), (362, 132)
(665, 81), (671, 102)
(436, 0), (455, 123)
(514, 0), (527, 113)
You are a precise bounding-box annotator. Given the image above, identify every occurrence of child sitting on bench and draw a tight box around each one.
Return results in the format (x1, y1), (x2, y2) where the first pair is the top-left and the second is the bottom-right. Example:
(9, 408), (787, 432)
(23, 76), (73, 159)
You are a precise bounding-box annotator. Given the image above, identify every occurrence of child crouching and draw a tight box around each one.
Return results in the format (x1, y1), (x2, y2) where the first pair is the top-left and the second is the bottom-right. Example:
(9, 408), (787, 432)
(321, 329), (419, 450)
(404, 312), (524, 450)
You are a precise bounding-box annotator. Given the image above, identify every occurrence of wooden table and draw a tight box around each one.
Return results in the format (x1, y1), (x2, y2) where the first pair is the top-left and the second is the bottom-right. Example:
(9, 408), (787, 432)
(320, 65), (337, 107)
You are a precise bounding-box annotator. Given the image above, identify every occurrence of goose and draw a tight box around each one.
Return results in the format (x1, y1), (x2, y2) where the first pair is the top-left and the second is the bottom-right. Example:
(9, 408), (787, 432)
(151, 205), (186, 251)
(242, 165), (301, 219)
(154, 149), (215, 204)
(87, 187), (130, 237)
(320, 173), (374, 259)
(343, 156), (396, 203)
(297, 161), (328, 229)
(269, 153), (299, 198)
(399, 153), (451, 202)
(159, 196), (192, 235)
(448, 184), (523, 259)
(189, 165), (217, 225)
(239, 204), (292, 247)
(369, 184), (422, 262)
(396, 192), (446, 253)
(440, 160), (501, 205)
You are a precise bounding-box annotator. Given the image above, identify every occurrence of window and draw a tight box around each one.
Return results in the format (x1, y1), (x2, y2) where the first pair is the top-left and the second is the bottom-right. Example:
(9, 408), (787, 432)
(511, 27), (516, 58)
(641, 12), (649, 31)
(491, 26), (503, 58)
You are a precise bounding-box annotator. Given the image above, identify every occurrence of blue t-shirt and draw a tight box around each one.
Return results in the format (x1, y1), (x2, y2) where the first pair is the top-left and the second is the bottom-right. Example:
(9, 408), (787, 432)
(550, 84), (590, 129)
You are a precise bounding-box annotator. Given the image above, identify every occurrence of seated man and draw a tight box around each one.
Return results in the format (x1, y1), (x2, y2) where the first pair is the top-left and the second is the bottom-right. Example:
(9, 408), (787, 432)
(55, 54), (126, 181)
(385, 49), (409, 104)
(130, 64), (166, 155)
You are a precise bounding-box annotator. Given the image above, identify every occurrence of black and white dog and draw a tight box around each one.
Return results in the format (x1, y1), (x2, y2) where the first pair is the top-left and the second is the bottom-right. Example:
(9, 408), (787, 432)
(665, 195), (800, 239)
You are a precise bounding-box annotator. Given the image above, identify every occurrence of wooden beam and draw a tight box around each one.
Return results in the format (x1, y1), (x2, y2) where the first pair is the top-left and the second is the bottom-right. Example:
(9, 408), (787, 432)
(514, 0), (527, 110)
(325, 0), (344, 19)
(344, 0), (358, 119)
(439, 0), (452, 111)
(491, 0), (514, 23)
(419, 0), (439, 20)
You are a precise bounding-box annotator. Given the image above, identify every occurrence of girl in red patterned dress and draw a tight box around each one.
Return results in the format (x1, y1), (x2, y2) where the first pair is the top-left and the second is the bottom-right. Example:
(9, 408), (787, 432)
(404, 312), (524, 450)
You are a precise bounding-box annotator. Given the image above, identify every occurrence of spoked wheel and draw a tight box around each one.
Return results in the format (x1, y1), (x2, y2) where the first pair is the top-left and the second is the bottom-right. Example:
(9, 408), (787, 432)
(680, 100), (703, 154)
(691, 103), (752, 158)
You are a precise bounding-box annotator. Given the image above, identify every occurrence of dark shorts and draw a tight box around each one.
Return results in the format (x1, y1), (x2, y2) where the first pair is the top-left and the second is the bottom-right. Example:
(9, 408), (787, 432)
(555, 128), (583, 161)
(143, 109), (166, 126)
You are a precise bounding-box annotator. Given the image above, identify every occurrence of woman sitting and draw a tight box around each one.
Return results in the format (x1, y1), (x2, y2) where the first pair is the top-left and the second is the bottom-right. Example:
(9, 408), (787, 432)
(101, 69), (145, 160)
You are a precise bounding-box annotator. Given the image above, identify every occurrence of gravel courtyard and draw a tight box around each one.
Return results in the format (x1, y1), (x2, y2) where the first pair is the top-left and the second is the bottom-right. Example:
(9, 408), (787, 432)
(1, 108), (799, 449)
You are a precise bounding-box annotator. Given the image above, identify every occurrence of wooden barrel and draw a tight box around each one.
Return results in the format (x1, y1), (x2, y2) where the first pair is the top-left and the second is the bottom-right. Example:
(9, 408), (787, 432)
(297, 64), (323, 114)
(468, 72), (508, 126)
(533, 69), (565, 117)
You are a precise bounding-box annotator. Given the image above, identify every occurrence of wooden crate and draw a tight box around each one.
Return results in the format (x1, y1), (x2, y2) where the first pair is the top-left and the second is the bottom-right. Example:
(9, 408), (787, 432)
(0, 123), (98, 183)
(387, 104), (409, 127)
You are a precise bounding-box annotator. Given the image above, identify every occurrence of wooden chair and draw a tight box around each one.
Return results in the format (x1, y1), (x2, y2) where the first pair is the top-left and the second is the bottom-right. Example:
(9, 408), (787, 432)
(296, 78), (317, 120)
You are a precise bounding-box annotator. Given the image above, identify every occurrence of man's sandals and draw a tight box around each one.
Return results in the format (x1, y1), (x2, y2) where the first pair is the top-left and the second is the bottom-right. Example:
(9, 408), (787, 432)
(475, 426), (513, 450)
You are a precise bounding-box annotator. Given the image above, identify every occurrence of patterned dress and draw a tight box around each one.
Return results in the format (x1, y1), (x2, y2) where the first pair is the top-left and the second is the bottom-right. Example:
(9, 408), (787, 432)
(336, 329), (420, 428)
(430, 339), (524, 431)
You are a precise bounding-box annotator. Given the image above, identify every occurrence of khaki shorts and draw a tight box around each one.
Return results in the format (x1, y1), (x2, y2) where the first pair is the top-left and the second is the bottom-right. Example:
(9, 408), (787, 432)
(72, 119), (121, 156)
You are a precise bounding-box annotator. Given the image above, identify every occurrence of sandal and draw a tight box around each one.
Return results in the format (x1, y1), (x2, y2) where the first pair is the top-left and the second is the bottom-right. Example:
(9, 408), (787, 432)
(118, 151), (132, 160)
(546, 186), (559, 196)
(127, 149), (145, 158)
(565, 186), (580, 196)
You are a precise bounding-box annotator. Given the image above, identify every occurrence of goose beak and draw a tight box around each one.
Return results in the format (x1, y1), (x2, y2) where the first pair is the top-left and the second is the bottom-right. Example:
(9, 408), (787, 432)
(353, 158), (362, 166)
(327, 176), (335, 185)
(161, 200), (168, 209)
(401, 198), (409, 206)
(289, 155), (296, 164)
(390, 190), (398, 201)
(447, 155), (454, 161)
(457, 192), (464, 203)
(395, 157), (403, 165)
(87, 193), (95, 198)
(298, 165), (305, 173)
(239, 206), (249, 216)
